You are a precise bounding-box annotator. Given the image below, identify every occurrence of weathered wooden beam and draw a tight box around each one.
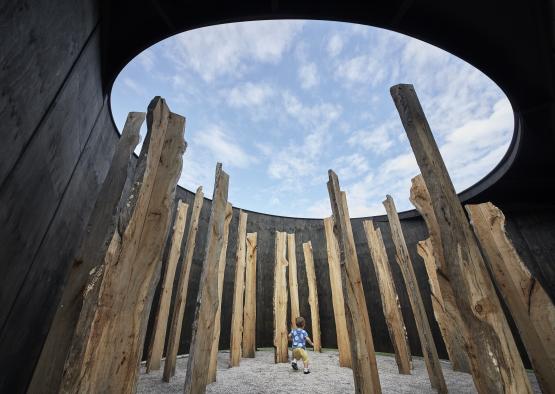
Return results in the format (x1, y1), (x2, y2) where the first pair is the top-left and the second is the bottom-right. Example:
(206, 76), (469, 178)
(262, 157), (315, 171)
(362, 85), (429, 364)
(302, 241), (322, 352)
(410, 174), (471, 373)
(61, 97), (185, 394)
(363, 220), (412, 375)
(163, 186), (204, 382)
(327, 171), (381, 394)
(466, 202), (555, 394)
(391, 83), (532, 394)
(323, 217), (351, 368)
(146, 200), (189, 372)
(229, 210), (248, 367)
(29, 111), (143, 394)
(287, 233), (301, 327)
(208, 202), (233, 384)
(273, 231), (289, 363)
(242, 232), (258, 358)
(183, 163), (230, 394)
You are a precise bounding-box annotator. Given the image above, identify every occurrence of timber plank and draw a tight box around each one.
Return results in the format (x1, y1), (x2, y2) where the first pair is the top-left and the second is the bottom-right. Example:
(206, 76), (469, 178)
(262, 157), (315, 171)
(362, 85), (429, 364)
(273, 231), (289, 363)
(230, 210), (248, 367)
(243, 232), (258, 357)
(288, 233), (301, 327)
(302, 241), (322, 352)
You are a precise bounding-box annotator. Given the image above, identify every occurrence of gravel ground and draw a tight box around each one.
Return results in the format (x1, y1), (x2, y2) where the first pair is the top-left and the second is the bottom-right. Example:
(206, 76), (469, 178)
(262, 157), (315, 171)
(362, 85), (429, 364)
(137, 349), (540, 394)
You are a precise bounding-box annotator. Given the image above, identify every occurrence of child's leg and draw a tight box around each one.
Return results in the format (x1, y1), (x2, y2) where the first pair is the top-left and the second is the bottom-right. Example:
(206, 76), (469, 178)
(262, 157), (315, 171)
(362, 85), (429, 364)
(301, 349), (310, 373)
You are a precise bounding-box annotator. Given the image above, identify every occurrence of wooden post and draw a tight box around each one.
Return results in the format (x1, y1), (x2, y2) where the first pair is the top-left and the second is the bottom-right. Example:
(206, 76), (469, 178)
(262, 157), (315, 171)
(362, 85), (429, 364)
(146, 200), (189, 372)
(163, 186), (204, 382)
(229, 210), (248, 367)
(383, 195), (447, 393)
(287, 233), (301, 327)
(29, 111), (143, 394)
(183, 163), (230, 394)
(302, 241), (322, 352)
(323, 217), (351, 367)
(466, 202), (555, 394)
(391, 83), (532, 394)
(207, 202), (233, 384)
(410, 174), (471, 373)
(242, 232), (258, 358)
(363, 220), (412, 375)
(273, 231), (289, 363)
(327, 171), (381, 394)
(61, 97), (186, 394)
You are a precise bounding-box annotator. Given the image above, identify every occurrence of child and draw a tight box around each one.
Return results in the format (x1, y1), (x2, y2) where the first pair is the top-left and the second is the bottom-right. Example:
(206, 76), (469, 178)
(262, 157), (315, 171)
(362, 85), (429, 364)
(288, 316), (314, 374)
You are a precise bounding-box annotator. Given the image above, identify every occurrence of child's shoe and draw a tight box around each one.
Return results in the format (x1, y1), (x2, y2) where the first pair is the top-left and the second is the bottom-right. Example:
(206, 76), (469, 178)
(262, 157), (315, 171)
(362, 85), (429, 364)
(303, 368), (310, 374)
(291, 360), (298, 370)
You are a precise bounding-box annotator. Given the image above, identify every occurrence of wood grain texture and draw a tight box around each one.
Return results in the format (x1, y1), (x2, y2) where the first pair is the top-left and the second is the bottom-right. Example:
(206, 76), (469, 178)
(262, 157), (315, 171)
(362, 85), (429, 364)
(391, 83), (532, 394)
(303, 241), (322, 352)
(243, 232), (258, 358)
(288, 233), (301, 327)
(273, 231), (289, 363)
(230, 210), (248, 367)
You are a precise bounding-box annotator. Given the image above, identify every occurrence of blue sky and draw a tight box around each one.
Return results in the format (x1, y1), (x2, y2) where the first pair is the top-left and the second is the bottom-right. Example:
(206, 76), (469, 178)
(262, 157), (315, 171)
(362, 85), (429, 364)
(111, 20), (513, 218)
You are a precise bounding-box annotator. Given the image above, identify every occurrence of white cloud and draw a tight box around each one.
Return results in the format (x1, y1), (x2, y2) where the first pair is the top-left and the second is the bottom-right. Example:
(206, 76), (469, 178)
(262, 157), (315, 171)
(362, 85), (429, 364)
(136, 50), (155, 71)
(327, 34), (344, 57)
(298, 62), (319, 89)
(333, 154), (369, 180)
(194, 125), (256, 168)
(224, 82), (274, 108)
(122, 77), (145, 95)
(336, 55), (387, 86)
(347, 123), (397, 154)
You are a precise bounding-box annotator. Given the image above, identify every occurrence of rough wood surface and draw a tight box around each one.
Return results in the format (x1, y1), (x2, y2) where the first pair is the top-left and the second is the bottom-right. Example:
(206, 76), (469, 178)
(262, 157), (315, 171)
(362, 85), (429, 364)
(243, 232), (258, 358)
(208, 203), (233, 383)
(29, 111), (143, 394)
(61, 97), (185, 394)
(163, 186), (204, 382)
(323, 217), (352, 368)
(466, 202), (555, 394)
(146, 200), (189, 372)
(288, 233), (301, 327)
(410, 174), (471, 373)
(327, 171), (381, 394)
(303, 241), (322, 352)
(183, 163), (229, 394)
(363, 220), (412, 375)
(273, 231), (289, 363)
(230, 210), (248, 367)
(391, 83), (532, 394)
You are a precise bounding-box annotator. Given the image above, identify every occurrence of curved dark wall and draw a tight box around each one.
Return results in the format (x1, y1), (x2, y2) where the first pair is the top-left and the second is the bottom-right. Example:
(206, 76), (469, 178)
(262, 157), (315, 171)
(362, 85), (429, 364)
(0, 1), (554, 393)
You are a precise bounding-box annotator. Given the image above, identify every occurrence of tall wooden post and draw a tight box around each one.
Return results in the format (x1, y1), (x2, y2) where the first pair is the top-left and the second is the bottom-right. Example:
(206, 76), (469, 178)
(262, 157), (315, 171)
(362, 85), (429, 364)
(163, 186), (204, 382)
(327, 171), (381, 394)
(207, 202), (233, 384)
(410, 174), (471, 373)
(183, 163), (229, 394)
(302, 241), (322, 352)
(229, 210), (248, 367)
(323, 217), (351, 367)
(466, 202), (555, 394)
(242, 232), (258, 358)
(391, 83), (532, 394)
(273, 231), (289, 363)
(146, 200), (189, 372)
(287, 233), (300, 326)
(363, 220), (412, 375)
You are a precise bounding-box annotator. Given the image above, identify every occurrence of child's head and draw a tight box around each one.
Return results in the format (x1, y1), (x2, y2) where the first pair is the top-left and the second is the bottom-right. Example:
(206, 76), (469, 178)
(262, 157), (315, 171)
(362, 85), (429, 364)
(295, 316), (305, 328)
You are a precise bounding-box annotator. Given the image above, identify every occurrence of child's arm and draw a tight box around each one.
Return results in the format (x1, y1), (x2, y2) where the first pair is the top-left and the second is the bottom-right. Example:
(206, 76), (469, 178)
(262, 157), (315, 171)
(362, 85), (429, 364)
(306, 336), (314, 347)
(288, 332), (292, 342)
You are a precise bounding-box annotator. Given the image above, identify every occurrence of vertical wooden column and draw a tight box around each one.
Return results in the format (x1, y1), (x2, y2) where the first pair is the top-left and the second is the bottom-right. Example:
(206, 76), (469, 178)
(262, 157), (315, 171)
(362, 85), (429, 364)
(363, 220), (412, 375)
(327, 171), (381, 394)
(410, 174), (471, 373)
(466, 202), (555, 394)
(242, 232), (258, 358)
(288, 233), (300, 326)
(183, 163), (230, 394)
(273, 231), (289, 363)
(146, 200), (189, 372)
(302, 241), (322, 352)
(391, 83), (532, 394)
(323, 217), (351, 367)
(163, 186), (204, 382)
(229, 210), (248, 367)
(207, 202), (233, 384)
(383, 195), (447, 393)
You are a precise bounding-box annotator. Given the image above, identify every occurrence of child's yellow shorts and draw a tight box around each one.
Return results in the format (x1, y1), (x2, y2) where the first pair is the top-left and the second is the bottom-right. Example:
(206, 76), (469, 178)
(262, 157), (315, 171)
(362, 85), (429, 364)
(292, 347), (309, 362)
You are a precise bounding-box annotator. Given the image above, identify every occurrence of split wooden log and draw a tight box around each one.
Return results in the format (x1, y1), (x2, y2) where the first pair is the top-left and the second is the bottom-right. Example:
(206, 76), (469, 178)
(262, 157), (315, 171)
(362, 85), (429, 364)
(391, 83), (532, 394)
(327, 171), (382, 394)
(146, 200), (189, 372)
(323, 217), (351, 368)
(29, 111), (143, 394)
(288, 233), (301, 327)
(410, 174), (471, 373)
(362, 220), (412, 375)
(61, 97), (186, 394)
(163, 186), (204, 382)
(466, 202), (555, 394)
(242, 232), (258, 358)
(302, 241), (322, 352)
(183, 163), (230, 394)
(208, 202), (233, 383)
(229, 210), (248, 367)
(273, 231), (289, 363)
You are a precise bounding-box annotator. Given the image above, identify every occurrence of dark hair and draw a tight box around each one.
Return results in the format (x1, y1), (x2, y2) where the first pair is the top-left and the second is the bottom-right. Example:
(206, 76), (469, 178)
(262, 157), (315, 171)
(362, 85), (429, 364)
(295, 316), (305, 328)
